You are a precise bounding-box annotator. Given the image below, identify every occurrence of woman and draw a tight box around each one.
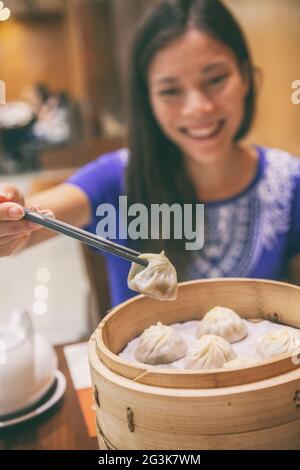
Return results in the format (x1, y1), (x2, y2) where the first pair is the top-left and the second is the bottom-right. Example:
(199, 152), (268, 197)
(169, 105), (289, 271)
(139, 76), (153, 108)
(1, 0), (300, 307)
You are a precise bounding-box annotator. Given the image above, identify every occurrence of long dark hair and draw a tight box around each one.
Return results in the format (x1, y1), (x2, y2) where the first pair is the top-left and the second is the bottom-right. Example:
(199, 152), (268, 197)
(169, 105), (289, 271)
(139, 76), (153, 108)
(126, 0), (257, 280)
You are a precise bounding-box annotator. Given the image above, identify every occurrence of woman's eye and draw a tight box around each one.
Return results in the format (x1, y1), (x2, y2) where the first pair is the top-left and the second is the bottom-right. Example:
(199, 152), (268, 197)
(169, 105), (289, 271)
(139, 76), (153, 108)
(207, 74), (229, 86)
(158, 88), (181, 96)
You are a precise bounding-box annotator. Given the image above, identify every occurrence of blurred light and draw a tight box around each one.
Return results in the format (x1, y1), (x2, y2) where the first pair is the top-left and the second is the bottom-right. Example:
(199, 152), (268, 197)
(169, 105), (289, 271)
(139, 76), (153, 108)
(32, 301), (48, 316)
(36, 268), (51, 283)
(34, 284), (49, 301)
(0, 2), (11, 21)
(0, 80), (6, 105)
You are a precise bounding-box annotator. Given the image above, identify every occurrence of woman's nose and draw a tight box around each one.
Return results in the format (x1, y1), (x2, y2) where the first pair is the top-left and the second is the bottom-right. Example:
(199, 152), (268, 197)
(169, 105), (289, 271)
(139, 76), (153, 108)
(182, 90), (215, 117)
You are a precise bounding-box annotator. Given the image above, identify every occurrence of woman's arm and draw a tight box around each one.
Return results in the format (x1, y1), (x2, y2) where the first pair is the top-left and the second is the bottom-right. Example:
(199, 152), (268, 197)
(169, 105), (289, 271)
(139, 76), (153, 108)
(0, 151), (122, 256)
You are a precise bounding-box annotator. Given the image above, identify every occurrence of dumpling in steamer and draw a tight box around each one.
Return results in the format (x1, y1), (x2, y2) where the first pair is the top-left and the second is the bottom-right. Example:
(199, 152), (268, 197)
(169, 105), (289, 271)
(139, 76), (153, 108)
(128, 251), (178, 301)
(256, 328), (300, 360)
(223, 357), (256, 369)
(184, 335), (237, 370)
(196, 306), (248, 343)
(135, 322), (187, 365)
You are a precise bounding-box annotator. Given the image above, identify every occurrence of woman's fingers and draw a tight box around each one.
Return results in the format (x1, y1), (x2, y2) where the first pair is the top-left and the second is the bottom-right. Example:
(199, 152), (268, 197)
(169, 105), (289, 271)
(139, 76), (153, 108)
(0, 185), (49, 257)
(0, 202), (46, 234)
(0, 184), (25, 206)
(0, 219), (38, 236)
(0, 233), (31, 257)
(0, 201), (25, 221)
(0, 187), (55, 249)
(40, 208), (55, 218)
(28, 205), (55, 218)
(26, 205), (56, 229)
(0, 233), (31, 244)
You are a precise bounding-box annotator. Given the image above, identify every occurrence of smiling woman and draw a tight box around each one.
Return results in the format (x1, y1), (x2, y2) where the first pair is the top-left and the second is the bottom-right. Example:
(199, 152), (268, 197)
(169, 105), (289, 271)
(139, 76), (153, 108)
(148, 29), (250, 169)
(126, 0), (258, 275)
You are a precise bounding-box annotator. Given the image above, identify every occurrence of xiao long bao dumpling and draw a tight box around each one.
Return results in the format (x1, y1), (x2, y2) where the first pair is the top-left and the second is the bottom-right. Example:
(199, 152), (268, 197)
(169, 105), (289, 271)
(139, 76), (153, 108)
(223, 357), (256, 369)
(256, 328), (300, 360)
(184, 335), (237, 370)
(135, 322), (187, 365)
(128, 251), (178, 301)
(196, 306), (248, 344)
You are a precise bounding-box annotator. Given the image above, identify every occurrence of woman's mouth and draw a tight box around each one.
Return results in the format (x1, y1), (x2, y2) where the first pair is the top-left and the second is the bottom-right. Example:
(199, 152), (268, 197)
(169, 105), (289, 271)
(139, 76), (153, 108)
(179, 119), (225, 141)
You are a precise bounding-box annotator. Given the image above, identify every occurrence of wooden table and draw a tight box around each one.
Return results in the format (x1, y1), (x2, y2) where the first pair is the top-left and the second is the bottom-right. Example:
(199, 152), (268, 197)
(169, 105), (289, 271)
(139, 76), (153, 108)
(0, 345), (98, 450)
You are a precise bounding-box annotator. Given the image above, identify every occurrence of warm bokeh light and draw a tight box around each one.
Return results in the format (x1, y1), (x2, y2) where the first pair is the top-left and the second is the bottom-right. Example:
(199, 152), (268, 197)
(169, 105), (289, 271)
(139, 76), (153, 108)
(34, 284), (49, 301)
(0, 2), (11, 21)
(32, 300), (48, 316)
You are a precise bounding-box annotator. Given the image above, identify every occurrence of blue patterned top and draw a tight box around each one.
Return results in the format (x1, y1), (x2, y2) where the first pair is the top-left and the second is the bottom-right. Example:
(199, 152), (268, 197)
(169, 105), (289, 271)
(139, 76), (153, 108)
(67, 146), (300, 306)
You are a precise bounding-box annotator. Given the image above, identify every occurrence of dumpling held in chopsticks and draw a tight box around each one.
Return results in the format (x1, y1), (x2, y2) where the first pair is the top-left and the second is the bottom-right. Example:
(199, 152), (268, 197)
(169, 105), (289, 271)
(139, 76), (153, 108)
(128, 251), (178, 301)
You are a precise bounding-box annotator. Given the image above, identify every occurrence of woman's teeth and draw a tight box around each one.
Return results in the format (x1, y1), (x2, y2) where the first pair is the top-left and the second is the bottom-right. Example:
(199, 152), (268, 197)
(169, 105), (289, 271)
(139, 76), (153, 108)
(181, 121), (224, 139)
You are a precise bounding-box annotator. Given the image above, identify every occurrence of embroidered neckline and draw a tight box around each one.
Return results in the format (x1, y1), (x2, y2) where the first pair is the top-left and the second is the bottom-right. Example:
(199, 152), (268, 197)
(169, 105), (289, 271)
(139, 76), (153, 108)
(188, 147), (300, 279)
(200, 145), (264, 207)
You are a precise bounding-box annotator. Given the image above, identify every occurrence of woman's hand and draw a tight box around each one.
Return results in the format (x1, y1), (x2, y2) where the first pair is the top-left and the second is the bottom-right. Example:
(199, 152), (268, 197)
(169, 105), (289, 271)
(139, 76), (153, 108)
(0, 183), (54, 257)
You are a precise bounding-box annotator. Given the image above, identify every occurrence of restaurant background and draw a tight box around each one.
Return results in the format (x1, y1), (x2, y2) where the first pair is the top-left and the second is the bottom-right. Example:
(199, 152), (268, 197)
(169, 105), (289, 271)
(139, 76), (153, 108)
(1, 0), (300, 345)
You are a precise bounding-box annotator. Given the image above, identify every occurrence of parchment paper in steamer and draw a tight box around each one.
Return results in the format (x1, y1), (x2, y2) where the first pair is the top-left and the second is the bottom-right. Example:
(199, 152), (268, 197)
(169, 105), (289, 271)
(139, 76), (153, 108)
(119, 319), (300, 370)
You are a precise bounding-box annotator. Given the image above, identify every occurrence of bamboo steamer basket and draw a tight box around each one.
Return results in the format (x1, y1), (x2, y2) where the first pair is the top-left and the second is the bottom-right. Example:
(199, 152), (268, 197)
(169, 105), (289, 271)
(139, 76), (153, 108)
(88, 278), (300, 450)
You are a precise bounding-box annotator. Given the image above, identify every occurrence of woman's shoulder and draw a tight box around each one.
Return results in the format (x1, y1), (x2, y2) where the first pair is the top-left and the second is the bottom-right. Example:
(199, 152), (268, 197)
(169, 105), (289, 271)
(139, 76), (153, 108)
(67, 148), (129, 184)
(96, 147), (129, 167)
(257, 146), (300, 193)
(255, 147), (300, 229)
(66, 148), (129, 208)
(260, 146), (300, 175)
(86, 147), (129, 173)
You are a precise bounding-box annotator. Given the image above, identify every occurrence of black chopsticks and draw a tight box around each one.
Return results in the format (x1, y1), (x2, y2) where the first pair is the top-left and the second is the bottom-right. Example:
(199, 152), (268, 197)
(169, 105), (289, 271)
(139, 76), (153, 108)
(23, 209), (148, 267)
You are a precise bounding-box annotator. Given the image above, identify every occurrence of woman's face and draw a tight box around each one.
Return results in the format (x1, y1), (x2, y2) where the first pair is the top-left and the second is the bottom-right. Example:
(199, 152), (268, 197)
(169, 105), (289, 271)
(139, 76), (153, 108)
(148, 29), (249, 165)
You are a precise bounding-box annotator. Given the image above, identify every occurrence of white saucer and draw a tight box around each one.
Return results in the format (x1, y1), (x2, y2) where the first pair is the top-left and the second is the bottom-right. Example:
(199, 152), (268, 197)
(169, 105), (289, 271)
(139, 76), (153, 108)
(0, 370), (66, 429)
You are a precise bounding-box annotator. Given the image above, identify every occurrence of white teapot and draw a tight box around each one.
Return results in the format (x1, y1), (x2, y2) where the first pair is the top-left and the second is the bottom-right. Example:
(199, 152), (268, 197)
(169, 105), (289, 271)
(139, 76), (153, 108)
(0, 310), (57, 416)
